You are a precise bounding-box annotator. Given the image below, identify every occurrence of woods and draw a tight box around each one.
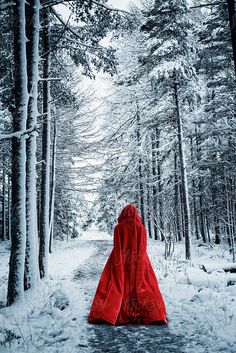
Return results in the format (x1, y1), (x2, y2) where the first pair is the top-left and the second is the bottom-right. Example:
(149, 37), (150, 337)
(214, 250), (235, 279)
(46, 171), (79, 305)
(90, 0), (236, 263)
(0, 0), (122, 305)
(0, 0), (236, 308)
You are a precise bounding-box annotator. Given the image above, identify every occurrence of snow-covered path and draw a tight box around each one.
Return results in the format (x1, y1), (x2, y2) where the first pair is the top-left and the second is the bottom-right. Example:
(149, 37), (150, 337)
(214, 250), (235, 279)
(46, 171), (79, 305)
(74, 238), (236, 353)
(1, 231), (236, 353)
(76, 239), (185, 353)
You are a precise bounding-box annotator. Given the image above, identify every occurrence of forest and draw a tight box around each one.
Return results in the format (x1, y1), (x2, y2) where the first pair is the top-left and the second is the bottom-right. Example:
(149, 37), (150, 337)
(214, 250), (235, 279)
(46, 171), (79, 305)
(0, 0), (236, 352)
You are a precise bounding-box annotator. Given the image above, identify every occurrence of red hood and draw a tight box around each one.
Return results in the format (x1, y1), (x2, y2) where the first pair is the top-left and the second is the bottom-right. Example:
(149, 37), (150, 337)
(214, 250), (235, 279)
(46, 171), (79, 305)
(118, 204), (142, 223)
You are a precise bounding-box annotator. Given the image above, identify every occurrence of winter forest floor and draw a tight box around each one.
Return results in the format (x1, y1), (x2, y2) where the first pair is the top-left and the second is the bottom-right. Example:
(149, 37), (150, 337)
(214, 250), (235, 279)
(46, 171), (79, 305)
(0, 230), (236, 353)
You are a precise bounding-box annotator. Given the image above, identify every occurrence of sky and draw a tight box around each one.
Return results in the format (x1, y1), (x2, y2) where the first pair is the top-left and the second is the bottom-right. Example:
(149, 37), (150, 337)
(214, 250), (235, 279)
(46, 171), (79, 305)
(108, 0), (134, 11)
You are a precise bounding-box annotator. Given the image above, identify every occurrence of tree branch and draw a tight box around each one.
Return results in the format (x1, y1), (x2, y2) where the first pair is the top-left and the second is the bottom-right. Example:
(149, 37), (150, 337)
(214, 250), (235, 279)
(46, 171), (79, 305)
(190, 1), (226, 9)
(51, 7), (106, 51)
(0, 2), (15, 10)
(0, 125), (38, 141)
(41, 0), (132, 16)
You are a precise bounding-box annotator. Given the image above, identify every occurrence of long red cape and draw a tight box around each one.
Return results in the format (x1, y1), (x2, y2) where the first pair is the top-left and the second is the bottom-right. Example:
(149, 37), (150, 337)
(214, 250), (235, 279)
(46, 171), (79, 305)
(88, 204), (167, 325)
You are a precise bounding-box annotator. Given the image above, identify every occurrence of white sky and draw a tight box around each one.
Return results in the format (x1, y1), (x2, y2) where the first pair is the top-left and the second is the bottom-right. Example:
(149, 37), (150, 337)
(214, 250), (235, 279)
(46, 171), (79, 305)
(108, 0), (134, 10)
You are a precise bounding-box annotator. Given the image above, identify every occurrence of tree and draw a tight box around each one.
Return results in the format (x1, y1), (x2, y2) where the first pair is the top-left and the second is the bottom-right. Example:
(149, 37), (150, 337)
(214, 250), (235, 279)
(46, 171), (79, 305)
(140, 0), (196, 259)
(196, 1), (236, 246)
(7, 0), (28, 305)
(24, 0), (41, 290)
(39, 6), (51, 279)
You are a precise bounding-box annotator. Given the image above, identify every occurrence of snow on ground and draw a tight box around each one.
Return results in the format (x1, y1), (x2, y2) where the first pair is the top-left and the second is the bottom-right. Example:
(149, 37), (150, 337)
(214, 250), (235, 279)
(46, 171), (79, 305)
(0, 229), (236, 352)
(148, 238), (236, 352)
(81, 227), (112, 241)
(0, 235), (96, 353)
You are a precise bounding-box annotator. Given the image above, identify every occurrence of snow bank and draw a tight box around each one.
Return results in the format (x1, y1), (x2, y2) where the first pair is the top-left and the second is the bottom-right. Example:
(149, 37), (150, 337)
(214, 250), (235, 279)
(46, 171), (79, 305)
(147, 237), (236, 352)
(0, 235), (96, 352)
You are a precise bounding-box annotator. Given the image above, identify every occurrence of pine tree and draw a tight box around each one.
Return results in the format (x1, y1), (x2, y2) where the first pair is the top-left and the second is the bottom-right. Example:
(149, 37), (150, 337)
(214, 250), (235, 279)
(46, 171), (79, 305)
(140, 0), (196, 259)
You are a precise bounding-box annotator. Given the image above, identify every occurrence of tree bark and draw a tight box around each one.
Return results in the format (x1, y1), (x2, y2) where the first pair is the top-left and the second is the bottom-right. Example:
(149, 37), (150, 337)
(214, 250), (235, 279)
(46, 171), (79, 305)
(195, 127), (207, 242)
(226, 0), (236, 75)
(49, 115), (57, 253)
(7, 0), (28, 306)
(136, 103), (145, 225)
(146, 150), (152, 238)
(157, 149), (164, 240)
(190, 137), (199, 240)
(174, 78), (191, 260)
(8, 174), (11, 241)
(174, 152), (182, 241)
(2, 154), (7, 241)
(151, 129), (158, 240)
(24, 0), (40, 290)
(39, 7), (51, 278)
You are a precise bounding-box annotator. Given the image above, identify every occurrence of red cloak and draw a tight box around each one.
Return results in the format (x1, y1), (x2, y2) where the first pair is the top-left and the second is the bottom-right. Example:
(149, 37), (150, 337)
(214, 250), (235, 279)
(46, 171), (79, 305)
(88, 204), (167, 325)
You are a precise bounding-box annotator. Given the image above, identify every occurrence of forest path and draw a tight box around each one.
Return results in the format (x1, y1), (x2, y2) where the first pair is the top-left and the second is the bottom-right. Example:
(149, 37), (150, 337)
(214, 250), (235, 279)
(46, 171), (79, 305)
(1, 236), (235, 353)
(74, 239), (187, 353)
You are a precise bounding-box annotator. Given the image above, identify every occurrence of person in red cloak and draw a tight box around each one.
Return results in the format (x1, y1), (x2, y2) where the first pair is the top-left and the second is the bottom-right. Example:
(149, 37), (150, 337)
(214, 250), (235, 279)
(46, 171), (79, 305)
(88, 204), (168, 325)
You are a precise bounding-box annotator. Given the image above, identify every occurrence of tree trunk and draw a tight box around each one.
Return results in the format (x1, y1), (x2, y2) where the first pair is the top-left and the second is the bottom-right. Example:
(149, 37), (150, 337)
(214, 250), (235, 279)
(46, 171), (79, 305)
(24, 0), (40, 290)
(198, 176), (206, 242)
(2, 154), (6, 241)
(146, 150), (152, 238)
(151, 129), (158, 240)
(211, 161), (220, 244)
(136, 103), (145, 225)
(7, 0), (28, 306)
(205, 214), (211, 243)
(174, 78), (191, 260)
(225, 176), (236, 262)
(39, 7), (51, 278)
(174, 152), (182, 241)
(179, 180), (185, 239)
(226, 0), (236, 75)
(190, 137), (199, 240)
(195, 128), (206, 242)
(8, 174), (11, 241)
(157, 154), (164, 240)
(49, 115), (57, 253)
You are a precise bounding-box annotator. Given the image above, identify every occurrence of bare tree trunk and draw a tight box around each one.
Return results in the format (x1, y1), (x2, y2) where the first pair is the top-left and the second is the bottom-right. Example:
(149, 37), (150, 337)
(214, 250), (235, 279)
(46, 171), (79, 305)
(24, 0), (40, 290)
(151, 129), (158, 240)
(39, 7), (51, 278)
(205, 214), (211, 243)
(8, 174), (11, 241)
(211, 163), (220, 244)
(174, 77), (191, 260)
(136, 103), (145, 225)
(190, 137), (199, 240)
(7, 0), (28, 306)
(2, 154), (6, 241)
(155, 126), (164, 240)
(195, 128), (207, 242)
(225, 175), (236, 262)
(174, 152), (182, 241)
(49, 115), (57, 253)
(146, 150), (152, 238)
(157, 155), (164, 240)
(199, 178), (207, 242)
(226, 0), (236, 75)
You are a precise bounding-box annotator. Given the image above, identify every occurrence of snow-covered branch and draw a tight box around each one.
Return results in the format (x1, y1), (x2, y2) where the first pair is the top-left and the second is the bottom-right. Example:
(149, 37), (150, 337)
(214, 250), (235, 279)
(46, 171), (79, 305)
(51, 8), (108, 52)
(0, 125), (38, 141)
(0, 2), (15, 10)
(190, 1), (225, 9)
(42, 0), (132, 15)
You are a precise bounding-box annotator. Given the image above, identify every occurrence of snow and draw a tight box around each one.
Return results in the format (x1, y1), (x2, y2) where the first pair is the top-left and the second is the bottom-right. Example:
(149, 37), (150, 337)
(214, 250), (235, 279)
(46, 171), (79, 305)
(0, 230), (236, 352)
(148, 239), (236, 351)
(0, 236), (96, 352)
(81, 227), (111, 240)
